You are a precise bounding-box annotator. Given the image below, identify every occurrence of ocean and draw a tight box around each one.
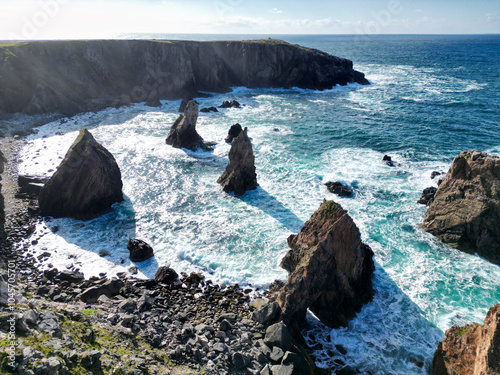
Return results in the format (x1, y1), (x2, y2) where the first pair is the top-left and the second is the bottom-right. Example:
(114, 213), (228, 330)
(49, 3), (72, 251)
(19, 34), (500, 374)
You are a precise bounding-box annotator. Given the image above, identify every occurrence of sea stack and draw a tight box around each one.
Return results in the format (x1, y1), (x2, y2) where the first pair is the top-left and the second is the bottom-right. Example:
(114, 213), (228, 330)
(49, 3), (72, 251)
(432, 304), (500, 375)
(217, 127), (258, 194)
(422, 150), (500, 265)
(38, 128), (123, 220)
(166, 100), (211, 151)
(277, 200), (374, 331)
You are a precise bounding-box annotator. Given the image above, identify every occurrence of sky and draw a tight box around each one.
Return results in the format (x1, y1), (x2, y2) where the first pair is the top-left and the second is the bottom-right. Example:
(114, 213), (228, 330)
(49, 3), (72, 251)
(1, 0), (499, 40)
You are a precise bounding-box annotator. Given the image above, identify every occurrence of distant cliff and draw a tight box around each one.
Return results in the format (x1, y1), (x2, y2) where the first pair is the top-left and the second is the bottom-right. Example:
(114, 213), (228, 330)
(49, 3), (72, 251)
(0, 39), (369, 117)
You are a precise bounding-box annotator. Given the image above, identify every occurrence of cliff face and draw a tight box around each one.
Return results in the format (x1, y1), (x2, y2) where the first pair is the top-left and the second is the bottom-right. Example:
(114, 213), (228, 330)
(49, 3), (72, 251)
(422, 150), (500, 265)
(0, 39), (369, 116)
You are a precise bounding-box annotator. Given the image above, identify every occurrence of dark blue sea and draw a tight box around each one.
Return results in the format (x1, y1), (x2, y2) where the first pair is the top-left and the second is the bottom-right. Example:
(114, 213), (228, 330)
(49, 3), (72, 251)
(21, 34), (500, 374)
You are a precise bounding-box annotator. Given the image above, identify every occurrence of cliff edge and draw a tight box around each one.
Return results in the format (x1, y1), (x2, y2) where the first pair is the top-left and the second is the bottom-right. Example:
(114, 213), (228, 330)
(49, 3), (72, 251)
(0, 39), (369, 117)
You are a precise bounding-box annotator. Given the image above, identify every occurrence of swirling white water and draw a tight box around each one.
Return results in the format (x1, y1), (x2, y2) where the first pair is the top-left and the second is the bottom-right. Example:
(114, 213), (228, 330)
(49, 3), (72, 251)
(19, 35), (500, 374)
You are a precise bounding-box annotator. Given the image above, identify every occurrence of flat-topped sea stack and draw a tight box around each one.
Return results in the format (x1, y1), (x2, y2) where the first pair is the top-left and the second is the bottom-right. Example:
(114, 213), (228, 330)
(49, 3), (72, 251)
(277, 200), (375, 331)
(432, 304), (500, 375)
(39, 128), (123, 220)
(0, 39), (369, 117)
(422, 150), (500, 265)
(217, 127), (258, 195)
(166, 100), (211, 151)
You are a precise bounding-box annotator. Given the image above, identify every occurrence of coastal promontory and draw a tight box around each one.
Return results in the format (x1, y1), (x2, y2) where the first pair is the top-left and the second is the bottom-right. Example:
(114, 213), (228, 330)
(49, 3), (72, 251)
(422, 150), (500, 265)
(0, 39), (369, 117)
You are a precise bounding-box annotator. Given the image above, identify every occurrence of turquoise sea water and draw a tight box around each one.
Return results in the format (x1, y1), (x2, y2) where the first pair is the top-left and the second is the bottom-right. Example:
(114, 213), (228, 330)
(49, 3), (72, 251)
(21, 35), (500, 374)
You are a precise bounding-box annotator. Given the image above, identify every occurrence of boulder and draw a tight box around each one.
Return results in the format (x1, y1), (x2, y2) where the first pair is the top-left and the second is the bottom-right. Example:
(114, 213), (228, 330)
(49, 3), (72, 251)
(252, 302), (281, 325)
(155, 266), (178, 284)
(422, 150), (500, 264)
(418, 187), (438, 206)
(127, 239), (154, 262)
(217, 127), (258, 194)
(383, 155), (399, 167)
(77, 279), (124, 303)
(200, 106), (218, 113)
(17, 174), (49, 199)
(219, 100), (241, 109)
(277, 200), (374, 330)
(432, 304), (500, 375)
(166, 100), (212, 151)
(38, 128), (123, 220)
(325, 181), (353, 197)
(225, 123), (243, 144)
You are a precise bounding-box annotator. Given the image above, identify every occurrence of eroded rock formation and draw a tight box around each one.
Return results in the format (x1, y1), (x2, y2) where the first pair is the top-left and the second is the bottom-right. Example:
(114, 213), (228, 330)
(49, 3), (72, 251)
(166, 100), (212, 151)
(432, 304), (500, 375)
(217, 127), (258, 194)
(38, 128), (123, 220)
(225, 123), (243, 144)
(277, 200), (374, 330)
(422, 150), (500, 264)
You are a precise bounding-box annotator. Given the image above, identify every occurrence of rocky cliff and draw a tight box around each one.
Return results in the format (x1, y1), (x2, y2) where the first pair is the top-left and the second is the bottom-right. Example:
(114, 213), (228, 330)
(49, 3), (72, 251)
(277, 200), (374, 331)
(0, 39), (369, 117)
(432, 304), (500, 375)
(39, 128), (123, 220)
(422, 150), (500, 265)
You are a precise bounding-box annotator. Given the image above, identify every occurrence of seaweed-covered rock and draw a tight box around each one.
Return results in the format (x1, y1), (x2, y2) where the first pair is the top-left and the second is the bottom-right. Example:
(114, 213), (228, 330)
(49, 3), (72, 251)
(423, 150), (500, 264)
(277, 200), (374, 330)
(217, 127), (258, 194)
(38, 128), (123, 220)
(432, 304), (500, 375)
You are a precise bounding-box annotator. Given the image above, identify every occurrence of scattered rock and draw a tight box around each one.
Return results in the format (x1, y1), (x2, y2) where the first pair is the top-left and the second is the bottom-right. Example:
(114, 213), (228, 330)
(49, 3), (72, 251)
(219, 100), (241, 109)
(225, 123), (243, 144)
(154, 266), (178, 284)
(200, 106), (218, 113)
(166, 100), (212, 151)
(423, 150), (500, 264)
(383, 155), (399, 167)
(432, 304), (500, 375)
(325, 181), (353, 197)
(38, 128), (124, 220)
(217, 127), (258, 194)
(252, 302), (281, 325)
(278, 200), (374, 330)
(127, 239), (154, 262)
(418, 187), (438, 206)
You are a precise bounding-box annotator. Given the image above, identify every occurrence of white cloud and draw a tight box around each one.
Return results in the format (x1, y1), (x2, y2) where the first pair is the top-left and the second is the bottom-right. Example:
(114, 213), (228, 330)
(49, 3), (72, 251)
(269, 8), (283, 14)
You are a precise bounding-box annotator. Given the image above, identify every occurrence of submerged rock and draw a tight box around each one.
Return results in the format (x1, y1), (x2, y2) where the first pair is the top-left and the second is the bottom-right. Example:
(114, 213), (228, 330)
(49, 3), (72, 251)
(127, 239), (154, 262)
(38, 128), (123, 220)
(383, 155), (399, 167)
(166, 100), (212, 151)
(217, 127), (258, 194)
(200, 106), (218, 113)
(325, 181), (353, 197)
(277, 200), (374, 330)
(418, 187), (438, 206)
(432, 304), (500, 375)
(225, 123), (243, 144)
(219, 100), (241, 109)
(422, 150), (500, 264)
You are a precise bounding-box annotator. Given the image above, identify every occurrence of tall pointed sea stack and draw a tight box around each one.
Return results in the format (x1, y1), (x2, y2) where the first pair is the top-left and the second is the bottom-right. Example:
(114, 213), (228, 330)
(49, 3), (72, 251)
(39, 128), (123, 220)
(166, 100), (210, 151)
(277, 200), (374, 331)
(422, 150), (500, 265)
(217, 127), (258, 194)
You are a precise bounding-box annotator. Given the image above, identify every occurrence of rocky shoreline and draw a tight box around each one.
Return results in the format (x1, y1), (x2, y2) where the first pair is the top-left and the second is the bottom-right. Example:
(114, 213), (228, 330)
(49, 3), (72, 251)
(0, 136), (329, 374)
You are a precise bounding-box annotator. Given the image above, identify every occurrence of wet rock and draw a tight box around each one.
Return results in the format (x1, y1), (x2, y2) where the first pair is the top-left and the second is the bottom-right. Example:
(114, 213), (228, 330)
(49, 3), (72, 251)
(278, 200), (374, 330)
(127, 239), (154, 262)
(432, 304), (500, 375)
(38, 128), (124, 220)
(325, 181), (353, 197)
(383, 155), (399, 167)
(217, 127), (258, 194)
(200, 106), (218, 113)
(219, 100), (241, 109)
(418, 187), (438, 206)
(155, 266), (178, 284)
(166, 100), (212, 151)
(225, 123), (243, 144)
(423, 150), (500, 264)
